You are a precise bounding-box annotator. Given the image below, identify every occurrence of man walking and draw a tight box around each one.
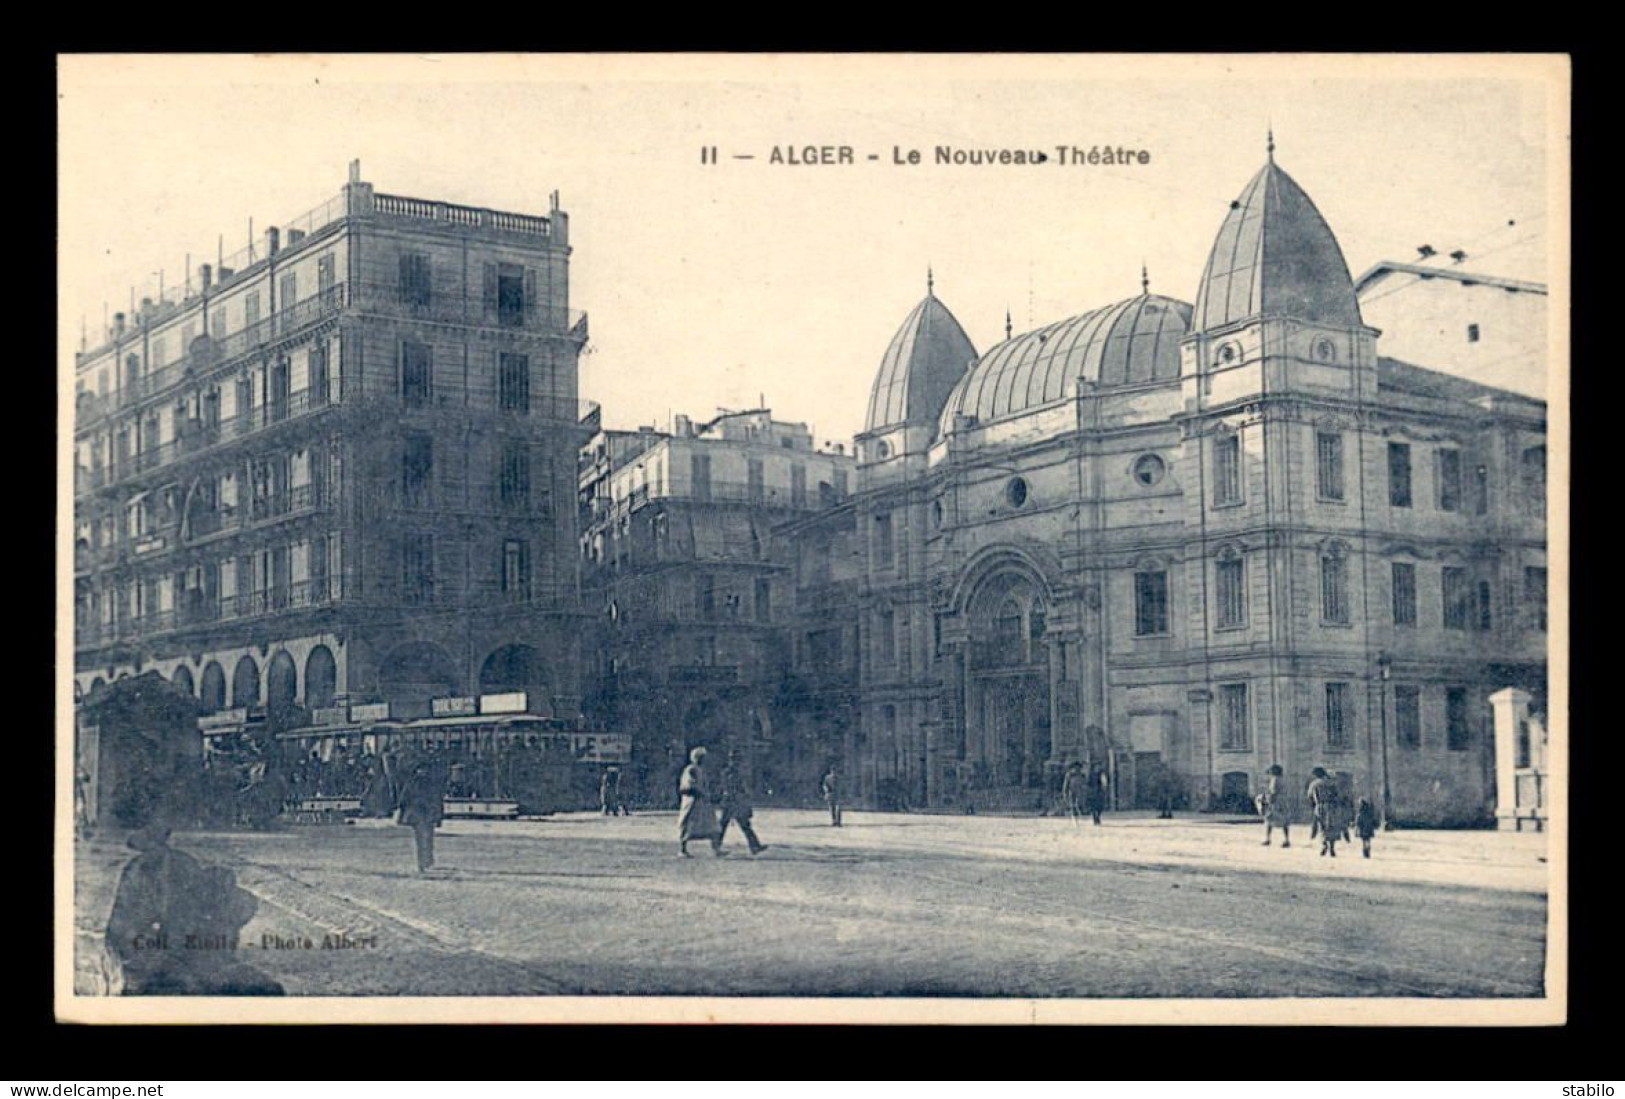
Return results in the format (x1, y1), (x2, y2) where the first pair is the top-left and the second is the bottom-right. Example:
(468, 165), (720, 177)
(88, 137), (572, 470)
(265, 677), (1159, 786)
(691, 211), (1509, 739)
(717, 750), (767, 856)
(600, 766), (627, 816)
(821, 764), (843, 827)
(397, 749), (451, 874)
(1086, 763), (1109, 826)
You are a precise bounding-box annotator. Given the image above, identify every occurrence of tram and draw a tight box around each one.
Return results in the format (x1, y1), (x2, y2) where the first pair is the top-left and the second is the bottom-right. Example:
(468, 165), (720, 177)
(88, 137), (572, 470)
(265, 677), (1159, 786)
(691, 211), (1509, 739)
(199, 694), (631, 825)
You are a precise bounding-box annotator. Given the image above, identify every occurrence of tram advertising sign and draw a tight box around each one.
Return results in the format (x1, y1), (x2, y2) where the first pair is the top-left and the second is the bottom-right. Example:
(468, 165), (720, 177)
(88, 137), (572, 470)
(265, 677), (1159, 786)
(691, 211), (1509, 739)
(432, 696), (478, 717)
(479, 692), (528, 715)
(572, 733), (632, 763)
(350, 702), (390, 724)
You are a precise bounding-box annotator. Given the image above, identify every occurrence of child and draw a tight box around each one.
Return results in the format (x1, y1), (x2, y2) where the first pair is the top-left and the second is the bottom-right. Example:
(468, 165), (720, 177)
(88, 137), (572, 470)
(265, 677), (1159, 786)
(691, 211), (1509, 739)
(1355, 796), (1379, 859)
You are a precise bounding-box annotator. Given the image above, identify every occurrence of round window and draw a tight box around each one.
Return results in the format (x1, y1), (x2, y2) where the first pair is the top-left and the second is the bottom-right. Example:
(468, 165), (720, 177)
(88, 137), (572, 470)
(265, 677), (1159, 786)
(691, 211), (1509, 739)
(1217, 343), (1239, 366)
(875, 440), (891, 460)
(1314, 338), (1336, 363)
(1133, 454), (1166, 487)
(1005, 477), (1029, 508)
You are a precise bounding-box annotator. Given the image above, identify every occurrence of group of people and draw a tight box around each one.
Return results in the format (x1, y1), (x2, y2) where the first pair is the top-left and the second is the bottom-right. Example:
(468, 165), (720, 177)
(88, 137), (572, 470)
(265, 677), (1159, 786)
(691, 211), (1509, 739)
(1060, 760), (1111, 825)
(676, 746), (770, 858)
(1258, 764), (1380, 858)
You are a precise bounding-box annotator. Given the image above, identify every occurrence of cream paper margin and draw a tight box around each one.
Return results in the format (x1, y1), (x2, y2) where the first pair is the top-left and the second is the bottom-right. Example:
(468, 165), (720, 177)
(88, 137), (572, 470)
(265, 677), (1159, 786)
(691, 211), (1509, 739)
(55, 51), (1571, 1026)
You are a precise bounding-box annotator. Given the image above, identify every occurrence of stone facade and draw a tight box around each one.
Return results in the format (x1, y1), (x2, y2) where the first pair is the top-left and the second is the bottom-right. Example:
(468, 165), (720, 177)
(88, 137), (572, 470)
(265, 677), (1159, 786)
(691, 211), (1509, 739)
(73, 164), (591, 726)
(802, 151), (1548, 824)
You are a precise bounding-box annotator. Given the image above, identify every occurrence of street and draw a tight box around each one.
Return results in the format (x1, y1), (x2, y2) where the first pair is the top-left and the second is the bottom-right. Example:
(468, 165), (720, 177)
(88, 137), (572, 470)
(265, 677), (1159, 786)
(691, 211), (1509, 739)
(77, 810), (1548, 998)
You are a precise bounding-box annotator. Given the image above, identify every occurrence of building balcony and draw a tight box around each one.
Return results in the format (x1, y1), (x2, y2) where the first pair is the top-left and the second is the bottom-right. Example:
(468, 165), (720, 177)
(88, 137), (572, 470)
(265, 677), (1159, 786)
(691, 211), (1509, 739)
(76, 577), (355, 652)
(350, 280), (586, 339)
(75, 284), (349, 428)
(78, 384), (349, 498)
(614, 479), (845, 517)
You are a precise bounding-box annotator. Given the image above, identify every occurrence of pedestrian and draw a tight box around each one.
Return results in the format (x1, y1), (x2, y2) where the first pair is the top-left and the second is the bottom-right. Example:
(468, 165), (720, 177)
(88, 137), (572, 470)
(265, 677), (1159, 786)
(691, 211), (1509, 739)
(1156, 764), (1176, 820)
(1258, 764), (1291, 848)
(1355, 796), (1379, 859)
(678, 746), (725, 858)
(1307, 766), (1340, 858)
(821, 764), (843, 827)
(717, 750), (767, 856)
(1086, 763), (1109, 826)
(396, 750), (451, 874)
(600, 766), (627, 816)
(1061, 760), (1087, 825)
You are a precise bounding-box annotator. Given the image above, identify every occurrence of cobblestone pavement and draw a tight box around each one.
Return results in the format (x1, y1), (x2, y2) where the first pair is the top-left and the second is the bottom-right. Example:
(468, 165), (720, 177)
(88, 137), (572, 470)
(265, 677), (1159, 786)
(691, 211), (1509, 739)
(77, 810), (1549, 998)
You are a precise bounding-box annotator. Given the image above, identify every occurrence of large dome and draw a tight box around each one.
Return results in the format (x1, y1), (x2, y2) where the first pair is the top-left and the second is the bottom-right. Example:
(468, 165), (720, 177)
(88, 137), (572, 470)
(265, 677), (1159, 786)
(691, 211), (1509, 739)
(864, 288), (978, 437)
(1193, 157), (1363, 331)
(939, 293), (1191, 432)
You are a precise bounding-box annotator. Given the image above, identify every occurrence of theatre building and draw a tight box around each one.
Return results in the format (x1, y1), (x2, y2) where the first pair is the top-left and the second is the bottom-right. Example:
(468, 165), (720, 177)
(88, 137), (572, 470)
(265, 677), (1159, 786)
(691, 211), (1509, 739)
(72, 163), (593, 730)
(810, 146), (1548, 823)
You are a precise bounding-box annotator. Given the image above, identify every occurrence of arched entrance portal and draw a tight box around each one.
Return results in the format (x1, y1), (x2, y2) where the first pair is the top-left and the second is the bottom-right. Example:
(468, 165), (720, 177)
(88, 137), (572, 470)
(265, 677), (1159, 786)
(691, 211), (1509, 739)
(478, 644), (548, 714)
(305, 645), (337, 710)
(377, 641), (460, 711)
(231, 656), (260, 708)
(199, 663), (226, 711)
(171, 665), (195, 697)
(964, 569), (1053, 793)
(266, 651), (299, 716)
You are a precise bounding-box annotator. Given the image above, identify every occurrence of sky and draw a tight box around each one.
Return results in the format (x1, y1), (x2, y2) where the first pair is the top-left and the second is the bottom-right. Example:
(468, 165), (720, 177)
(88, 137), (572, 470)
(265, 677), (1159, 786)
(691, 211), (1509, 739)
(59, 54), (1565, 448)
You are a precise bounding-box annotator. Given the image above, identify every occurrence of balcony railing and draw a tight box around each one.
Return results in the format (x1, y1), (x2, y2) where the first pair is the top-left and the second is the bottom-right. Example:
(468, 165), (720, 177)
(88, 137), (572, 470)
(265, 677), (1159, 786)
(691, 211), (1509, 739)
(373, 193), (552, 237)
(349, 279), (584, 335)
(615, 479), (844, 515)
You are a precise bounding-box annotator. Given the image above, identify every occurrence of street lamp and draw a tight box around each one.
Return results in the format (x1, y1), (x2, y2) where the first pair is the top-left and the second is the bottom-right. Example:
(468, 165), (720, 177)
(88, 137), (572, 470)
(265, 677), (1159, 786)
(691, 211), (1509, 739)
(1376, 651), (1394, 831)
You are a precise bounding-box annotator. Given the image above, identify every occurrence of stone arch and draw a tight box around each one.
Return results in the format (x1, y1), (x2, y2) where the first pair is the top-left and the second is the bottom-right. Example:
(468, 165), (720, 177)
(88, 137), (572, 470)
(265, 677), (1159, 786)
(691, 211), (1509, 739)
(90, 676), (107, 695)
(266, 650), (299, 715)
(959, 557), (1056, 791)
(171, 664), (195, 696)
(478, 643), (547, 709)
(231, 655), (260, 708)
(199, 662), (227, 711)
(378, 640), (461, 709)
(305, 645), (338, 710)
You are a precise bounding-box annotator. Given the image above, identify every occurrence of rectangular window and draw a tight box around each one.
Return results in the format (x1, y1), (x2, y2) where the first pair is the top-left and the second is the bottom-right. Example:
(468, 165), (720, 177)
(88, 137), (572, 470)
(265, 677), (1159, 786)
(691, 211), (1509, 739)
(691, 453), (712, 501)
(1216, 556), (1246, 629)
(1521, 447), (1546, 516)
(878, 607), (896, 665)
(1525, 566), (1548, 631)
(402, 532), (434, 604)
(309, 344), (330, 407)
(876, 512), (894, 569)
(755, 577), (772, 623)
(1321, 552), (1349, 624)
(1316, 431), (1345, 501)
(1446, 687), (1471, 751)
(1473, 464), (1490, 515)
(697, 575), (715, 620)
(1388, 442), (1412, 508)
(1477, 579), (1494, 631)
(748, 459), (764, 502)
(791, 463), (807, 508)
(1219, 683), (1249, 751)
(497, 265), (525, 327)
(1437, 449), (1462, 512)
(499, 440), (531, 509)
(317, 254), (337, 299)
(1467, 323), (1481, 343)
(501, 538), (530, 601)
(1325, 682), (1352, 749)
(402, 434), (433, 508)
(1442, 566), (1471, 630)
(1214, 434), (1241, 505)
(245, 292), (260, 329)
(399, 253), (431, 309)
(498, 352), (530, 413)
(211, 307), (226, 337)
(401, 341), (432, 408)
(1391, 562), (1417, 627)
(1135, 570), (1170, 636)
(1394, 685), (1422, 749)
(280, 272), (297, 311)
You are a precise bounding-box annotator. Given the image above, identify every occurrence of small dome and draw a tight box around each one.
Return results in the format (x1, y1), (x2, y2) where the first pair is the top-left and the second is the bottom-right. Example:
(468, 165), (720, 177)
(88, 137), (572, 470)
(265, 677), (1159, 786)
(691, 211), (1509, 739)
(865, 290), (978, 436)
(940, 294), (1191, 431)
(1193, 158), (1363, 331)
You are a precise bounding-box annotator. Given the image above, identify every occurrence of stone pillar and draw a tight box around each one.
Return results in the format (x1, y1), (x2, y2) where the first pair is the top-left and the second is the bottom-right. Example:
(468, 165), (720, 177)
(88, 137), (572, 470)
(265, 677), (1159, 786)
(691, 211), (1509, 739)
(1490, 687), (1542, 831)
(1188, 687), (1215, 810)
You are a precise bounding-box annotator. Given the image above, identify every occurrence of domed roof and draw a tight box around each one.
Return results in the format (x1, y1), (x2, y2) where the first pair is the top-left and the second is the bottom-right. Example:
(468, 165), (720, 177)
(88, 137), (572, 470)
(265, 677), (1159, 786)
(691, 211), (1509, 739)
(864, 287), (978, 436)
(1193, 156), (1363, 332)
(939, 293), (1191, 431)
